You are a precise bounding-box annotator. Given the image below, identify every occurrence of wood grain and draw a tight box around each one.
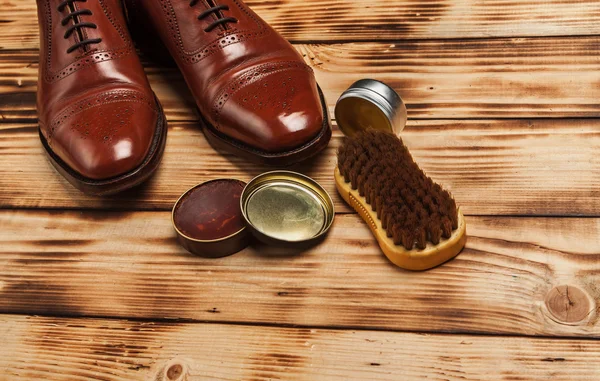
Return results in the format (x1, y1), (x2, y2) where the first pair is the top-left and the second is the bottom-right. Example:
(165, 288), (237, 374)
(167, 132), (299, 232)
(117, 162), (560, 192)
(2, 0), (600, 49)
(1, 210), (599, 336)
(2, 119), (599, 216)
(2, 35), (600, 122)
(2, 315), (599, 381)
(1, 1), (599, 378)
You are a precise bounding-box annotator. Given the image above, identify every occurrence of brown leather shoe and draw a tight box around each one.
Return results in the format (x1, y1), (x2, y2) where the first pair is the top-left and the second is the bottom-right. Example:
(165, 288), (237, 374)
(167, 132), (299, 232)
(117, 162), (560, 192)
(36, 0), (167, 195)
(124, 0), (331, 166)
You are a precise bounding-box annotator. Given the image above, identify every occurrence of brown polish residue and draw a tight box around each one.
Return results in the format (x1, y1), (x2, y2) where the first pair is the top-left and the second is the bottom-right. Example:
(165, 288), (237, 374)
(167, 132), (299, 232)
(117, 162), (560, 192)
(174, 179), (246, 241)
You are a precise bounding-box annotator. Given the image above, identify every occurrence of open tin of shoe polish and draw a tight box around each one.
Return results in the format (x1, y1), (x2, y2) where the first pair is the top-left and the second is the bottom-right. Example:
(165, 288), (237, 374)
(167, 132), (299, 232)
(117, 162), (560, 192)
(172, 179), (251, 258)
(335, 79), (407, 137)
(172, 172), (335, 256)
(241, 171), (335, 248)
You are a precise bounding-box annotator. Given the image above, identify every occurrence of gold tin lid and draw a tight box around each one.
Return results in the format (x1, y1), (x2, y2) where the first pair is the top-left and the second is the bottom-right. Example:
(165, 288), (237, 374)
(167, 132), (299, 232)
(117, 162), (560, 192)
(335, 79), (407, 137)
(241, 171), (335, 248)
(172, 179), (250, 258)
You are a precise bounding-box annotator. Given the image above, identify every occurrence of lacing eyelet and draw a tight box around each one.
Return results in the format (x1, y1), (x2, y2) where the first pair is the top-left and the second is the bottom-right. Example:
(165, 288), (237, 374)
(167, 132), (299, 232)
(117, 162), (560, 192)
(57, 0), (102, 53)
(190, 1), (238, 32)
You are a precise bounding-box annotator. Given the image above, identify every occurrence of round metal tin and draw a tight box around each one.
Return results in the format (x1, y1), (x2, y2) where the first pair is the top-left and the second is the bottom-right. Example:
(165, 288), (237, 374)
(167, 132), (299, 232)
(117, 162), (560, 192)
(335, 79), (407, 137)
(172, 179), (250, 258)
(241, 171), (335, 248)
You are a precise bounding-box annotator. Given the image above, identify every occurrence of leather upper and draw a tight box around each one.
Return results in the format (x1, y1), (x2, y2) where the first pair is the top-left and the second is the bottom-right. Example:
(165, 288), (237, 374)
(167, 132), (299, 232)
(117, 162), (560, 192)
(37, 0), (160, 180)
(125, 0), (325, 153)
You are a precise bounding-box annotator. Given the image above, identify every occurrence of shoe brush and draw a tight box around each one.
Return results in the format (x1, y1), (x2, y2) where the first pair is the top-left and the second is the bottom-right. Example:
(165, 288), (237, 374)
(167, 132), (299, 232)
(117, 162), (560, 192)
(334, 130), (466, 270)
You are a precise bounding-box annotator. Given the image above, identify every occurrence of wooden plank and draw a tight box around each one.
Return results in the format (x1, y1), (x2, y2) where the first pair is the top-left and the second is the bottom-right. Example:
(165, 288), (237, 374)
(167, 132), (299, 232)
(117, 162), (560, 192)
(1, 211), (599, 337)
(305, 39), (600, 119)
(2, 315), (600, 381)
(2, 36), (600, 122)
(2, 0), (600, 49)
(1, 119), (599, 216)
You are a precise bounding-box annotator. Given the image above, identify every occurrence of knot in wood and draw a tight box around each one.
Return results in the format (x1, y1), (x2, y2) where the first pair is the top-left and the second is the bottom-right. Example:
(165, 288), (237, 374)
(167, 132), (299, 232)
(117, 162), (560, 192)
(166, 364), (184, 380)
(545, 285), (594, 325)
(157, 359), (189, 381)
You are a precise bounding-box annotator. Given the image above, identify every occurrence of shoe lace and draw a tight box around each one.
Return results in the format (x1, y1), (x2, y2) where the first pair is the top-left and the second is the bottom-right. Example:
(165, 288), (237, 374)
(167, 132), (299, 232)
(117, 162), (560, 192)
(189, 0), (238, 32)
(57, 0), (102, 53)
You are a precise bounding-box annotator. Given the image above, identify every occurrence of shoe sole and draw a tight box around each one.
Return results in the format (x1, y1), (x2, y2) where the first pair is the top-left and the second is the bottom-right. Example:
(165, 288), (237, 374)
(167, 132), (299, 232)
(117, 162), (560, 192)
(39, 94), (168, 196)
(200, 85), (332, 166)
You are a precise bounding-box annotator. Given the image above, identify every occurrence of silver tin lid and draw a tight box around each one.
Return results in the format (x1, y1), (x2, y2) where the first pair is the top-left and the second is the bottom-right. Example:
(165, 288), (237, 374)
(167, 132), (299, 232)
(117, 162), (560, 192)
(335, 79), (407, 137)
(240, 171), (335, 248)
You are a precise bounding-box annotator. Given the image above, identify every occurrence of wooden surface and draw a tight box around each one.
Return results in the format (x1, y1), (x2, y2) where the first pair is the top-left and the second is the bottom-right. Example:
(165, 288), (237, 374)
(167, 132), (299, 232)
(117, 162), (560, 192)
(4, 37), (600, 121)
(3, 0), (600, 46)
(2, 211), (600, 337)
(1, 0), (600, 380)
(3, 315), (600, 381)
(3, 119), (600, 215)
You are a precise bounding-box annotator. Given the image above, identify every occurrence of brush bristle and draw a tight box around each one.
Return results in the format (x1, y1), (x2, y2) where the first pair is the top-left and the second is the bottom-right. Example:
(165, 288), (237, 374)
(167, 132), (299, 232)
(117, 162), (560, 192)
(337, 130), (459, 250)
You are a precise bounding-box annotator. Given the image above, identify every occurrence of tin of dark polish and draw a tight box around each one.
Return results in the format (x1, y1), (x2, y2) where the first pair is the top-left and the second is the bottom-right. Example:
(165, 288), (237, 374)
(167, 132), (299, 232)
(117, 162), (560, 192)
(172, 179), (250, 258)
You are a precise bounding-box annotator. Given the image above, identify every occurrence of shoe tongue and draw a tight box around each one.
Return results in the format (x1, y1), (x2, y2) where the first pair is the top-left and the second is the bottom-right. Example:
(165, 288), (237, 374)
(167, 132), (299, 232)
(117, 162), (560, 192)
(71, 0), (128, 52)
(171, 0), (254, 51)
(212, 2), (226, 19)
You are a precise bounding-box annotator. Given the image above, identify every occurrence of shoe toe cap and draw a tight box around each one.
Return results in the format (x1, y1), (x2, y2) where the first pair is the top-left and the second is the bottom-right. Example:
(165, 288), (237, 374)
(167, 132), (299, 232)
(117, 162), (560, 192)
(216, 68), (325, 153)
(48, 99), (159, 180)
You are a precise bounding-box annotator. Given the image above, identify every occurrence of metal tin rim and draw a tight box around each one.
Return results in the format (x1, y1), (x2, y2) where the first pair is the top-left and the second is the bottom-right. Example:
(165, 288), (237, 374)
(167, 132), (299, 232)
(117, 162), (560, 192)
(336, 87), (396, 120)
(172, 179), (247, 244)
(352, 78), (403, 106)
(334, 79), (407, 137)
(336, 79), (403, 118)
(240, 170), (335, 244)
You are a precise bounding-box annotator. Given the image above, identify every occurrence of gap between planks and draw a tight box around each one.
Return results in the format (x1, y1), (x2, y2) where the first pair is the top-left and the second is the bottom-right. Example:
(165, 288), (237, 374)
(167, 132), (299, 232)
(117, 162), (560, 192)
(2, 309), (600, 343)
